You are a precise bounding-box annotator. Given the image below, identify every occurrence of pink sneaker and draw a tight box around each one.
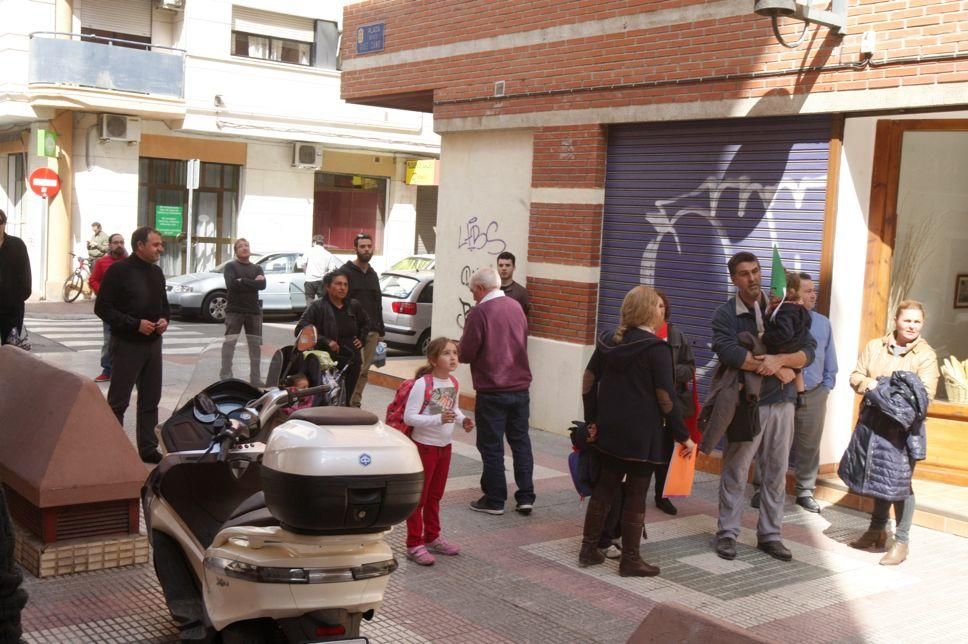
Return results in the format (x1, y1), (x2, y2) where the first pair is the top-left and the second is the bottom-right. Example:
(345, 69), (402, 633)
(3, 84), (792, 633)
(427, 537), (461, 556)
(406, 545), (436, 566)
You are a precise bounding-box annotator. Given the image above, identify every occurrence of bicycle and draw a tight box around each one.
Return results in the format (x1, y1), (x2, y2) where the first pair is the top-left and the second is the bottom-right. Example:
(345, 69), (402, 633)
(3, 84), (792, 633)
(62, 253), (92, 303)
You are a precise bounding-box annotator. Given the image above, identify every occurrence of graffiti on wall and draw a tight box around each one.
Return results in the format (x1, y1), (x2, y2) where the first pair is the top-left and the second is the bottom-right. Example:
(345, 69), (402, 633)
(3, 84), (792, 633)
(457, 216), (507, 255)
(455, 264), (473, 329)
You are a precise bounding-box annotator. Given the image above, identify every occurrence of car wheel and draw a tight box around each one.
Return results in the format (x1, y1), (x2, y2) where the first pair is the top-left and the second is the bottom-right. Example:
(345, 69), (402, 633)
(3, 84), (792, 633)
(201, 291), (228, 323)
(417, 330), (431, 356)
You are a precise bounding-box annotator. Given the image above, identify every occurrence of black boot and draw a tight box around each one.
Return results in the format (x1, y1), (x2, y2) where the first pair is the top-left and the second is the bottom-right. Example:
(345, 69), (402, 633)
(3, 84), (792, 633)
(578, 497), (609, 567)
(619, 512), (659, 577)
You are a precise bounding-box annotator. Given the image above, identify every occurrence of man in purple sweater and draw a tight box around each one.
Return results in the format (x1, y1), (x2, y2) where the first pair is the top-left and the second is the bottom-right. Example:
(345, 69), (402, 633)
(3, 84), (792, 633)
(459, 266), (535, 515)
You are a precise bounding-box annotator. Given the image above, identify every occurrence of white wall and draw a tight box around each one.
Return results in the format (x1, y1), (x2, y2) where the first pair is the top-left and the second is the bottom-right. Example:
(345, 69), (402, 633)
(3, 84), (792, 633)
(825, 109), (968, 464)
(384, 158), (417, 266)
(71, 112), (140, 253)
(238, 140), (314, 255)
(433, 129), (534, 407)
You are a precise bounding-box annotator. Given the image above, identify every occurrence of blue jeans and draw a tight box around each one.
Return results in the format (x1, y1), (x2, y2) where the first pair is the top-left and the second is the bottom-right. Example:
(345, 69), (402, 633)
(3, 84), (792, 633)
(474, 391), (534, 507)
(100, 322), (112, 374)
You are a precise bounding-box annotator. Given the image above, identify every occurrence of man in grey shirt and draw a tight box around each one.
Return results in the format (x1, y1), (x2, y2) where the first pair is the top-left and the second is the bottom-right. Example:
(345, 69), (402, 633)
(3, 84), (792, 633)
(220, 238), (266, 384)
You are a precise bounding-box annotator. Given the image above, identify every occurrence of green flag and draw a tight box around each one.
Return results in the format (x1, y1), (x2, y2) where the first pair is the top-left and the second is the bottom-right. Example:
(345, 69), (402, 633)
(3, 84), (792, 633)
(769, 245), (787, 300)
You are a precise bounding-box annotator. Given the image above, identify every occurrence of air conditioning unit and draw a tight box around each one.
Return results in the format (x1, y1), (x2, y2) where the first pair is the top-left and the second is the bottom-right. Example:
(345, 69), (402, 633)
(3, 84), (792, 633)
(292, 142), (323, 169)
(156, 0), (184, 10)
(99, 114), (141, 143)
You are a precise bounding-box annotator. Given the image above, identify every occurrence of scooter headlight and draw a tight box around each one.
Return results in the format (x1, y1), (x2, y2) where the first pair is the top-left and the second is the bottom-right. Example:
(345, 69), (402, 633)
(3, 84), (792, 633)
(205, 556), (398, 584)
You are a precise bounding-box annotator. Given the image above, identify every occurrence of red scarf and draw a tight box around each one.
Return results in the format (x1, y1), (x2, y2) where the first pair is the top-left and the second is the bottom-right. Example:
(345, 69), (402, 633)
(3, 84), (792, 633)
(656, 322), (702, 443)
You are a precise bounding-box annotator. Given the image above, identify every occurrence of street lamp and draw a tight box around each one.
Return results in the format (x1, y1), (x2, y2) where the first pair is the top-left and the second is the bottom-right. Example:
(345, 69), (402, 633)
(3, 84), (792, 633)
(754, 0), (847, 48)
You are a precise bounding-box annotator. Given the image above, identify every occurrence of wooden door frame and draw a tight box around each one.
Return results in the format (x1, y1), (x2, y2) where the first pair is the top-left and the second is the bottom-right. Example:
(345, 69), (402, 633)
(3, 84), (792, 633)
(864, 118), (968, 422)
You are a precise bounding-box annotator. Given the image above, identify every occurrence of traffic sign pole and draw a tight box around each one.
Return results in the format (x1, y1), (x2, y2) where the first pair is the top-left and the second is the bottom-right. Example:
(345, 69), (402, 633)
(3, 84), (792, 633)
(186, 159), (200, 274)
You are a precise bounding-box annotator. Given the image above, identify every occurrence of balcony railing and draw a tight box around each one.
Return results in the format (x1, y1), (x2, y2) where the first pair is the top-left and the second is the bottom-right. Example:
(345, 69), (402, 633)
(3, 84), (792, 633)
(28, 32), (185, 99)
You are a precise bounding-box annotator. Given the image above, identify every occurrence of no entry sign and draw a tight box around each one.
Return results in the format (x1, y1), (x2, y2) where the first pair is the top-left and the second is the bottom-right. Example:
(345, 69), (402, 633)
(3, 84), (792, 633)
(28, 167), (61, 199)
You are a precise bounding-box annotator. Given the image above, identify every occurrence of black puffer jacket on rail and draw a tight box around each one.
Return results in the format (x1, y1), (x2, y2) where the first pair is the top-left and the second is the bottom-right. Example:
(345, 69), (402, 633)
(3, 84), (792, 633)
(838, 370), (929, 502)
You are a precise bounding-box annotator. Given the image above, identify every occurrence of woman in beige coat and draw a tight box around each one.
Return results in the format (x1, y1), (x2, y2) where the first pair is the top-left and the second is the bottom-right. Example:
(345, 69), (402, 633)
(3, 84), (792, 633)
(847, 300), (938, 565)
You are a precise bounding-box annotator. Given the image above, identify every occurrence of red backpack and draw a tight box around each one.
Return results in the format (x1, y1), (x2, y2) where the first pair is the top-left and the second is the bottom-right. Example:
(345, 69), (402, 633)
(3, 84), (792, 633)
(385, 374), (458, 436)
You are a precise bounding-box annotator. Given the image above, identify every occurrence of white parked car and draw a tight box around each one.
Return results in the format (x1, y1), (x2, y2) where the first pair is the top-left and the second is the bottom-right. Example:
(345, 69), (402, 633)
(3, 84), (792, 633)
(166, 252), (308, 322)
(380, 270), (434, 354)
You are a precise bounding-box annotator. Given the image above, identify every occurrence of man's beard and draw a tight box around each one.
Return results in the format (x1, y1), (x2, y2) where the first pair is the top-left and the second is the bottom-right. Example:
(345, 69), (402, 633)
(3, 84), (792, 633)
(356, 251), (373, 262)
(110, 247), (126, 258)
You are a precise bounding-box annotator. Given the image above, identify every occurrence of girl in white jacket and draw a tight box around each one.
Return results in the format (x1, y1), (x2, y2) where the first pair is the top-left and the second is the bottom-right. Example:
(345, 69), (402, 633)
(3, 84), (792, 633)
(404, 337), (474, 565)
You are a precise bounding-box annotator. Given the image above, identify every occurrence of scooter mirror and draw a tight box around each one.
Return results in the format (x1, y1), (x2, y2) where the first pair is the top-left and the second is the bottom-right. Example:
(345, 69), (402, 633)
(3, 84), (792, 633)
(295, 325), (318, 352)
(194, 392), (218, 416)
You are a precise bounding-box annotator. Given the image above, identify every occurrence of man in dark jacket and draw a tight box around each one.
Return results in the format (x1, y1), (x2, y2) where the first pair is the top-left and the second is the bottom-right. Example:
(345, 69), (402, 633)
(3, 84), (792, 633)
(342, 233), (384, 408)
(95, 227), (170, 463)
(220, 238), (266, 384)
(0, 209), (31, 346)
(459, 266), (534, 516)
(710, 252), (815, 563)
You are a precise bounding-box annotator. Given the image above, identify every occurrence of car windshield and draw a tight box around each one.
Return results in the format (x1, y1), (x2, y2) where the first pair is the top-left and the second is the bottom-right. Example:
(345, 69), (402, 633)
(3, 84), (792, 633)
(380, 273), (420, 299)
(390, 256), (434, 271)
(175, 336), (287, 410)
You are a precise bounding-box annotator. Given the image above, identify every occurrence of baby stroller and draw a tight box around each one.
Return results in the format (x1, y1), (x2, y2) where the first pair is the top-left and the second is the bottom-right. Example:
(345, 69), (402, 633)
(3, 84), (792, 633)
(266, 343), (353, 408)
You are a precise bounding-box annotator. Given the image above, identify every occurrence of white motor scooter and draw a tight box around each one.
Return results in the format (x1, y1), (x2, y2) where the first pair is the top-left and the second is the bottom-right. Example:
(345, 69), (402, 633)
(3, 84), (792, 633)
(143, 328), (423, 642)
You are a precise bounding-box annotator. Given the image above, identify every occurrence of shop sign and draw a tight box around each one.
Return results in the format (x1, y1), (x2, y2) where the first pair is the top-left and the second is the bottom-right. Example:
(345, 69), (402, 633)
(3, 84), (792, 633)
(155, 205), (184, 236)
(356, 22), (384, 54)
(36, 129), (58, 158)
(405, 159), (439, 186)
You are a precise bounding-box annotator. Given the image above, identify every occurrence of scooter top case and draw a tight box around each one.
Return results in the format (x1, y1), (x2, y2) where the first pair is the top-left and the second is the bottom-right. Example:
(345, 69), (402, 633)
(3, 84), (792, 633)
(261, 407), (424, 535)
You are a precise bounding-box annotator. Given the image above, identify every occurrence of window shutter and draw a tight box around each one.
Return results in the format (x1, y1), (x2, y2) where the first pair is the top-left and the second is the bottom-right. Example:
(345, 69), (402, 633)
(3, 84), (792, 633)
(232, 6), (315, 43)
(78, 0), (152, 38)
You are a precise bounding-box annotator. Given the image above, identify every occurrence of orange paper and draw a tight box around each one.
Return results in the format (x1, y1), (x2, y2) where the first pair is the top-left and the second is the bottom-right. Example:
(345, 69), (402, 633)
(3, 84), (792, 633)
(663, 446), (696, 498)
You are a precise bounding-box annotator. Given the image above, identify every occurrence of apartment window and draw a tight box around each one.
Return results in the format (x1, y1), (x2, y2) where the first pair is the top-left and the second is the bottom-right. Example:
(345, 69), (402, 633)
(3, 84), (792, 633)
(232, 31), (311, 66)
(231, 6), (336, 69)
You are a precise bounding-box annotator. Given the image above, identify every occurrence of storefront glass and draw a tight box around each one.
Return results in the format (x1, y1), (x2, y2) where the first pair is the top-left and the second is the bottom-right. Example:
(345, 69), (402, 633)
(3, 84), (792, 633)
(891, 131), (968, 404)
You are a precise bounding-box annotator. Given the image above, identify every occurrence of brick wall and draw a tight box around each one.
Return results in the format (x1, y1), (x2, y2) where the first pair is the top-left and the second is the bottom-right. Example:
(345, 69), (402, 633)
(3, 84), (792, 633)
(342, 1), (968, 121)
(527, 277), (599, 344)
(532, 125), (607, 189)
(528, 203), (603, 267)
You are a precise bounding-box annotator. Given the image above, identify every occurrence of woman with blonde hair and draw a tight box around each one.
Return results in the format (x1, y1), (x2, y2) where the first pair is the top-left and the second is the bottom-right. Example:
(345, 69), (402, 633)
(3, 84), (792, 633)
(579, 285), (696, 577)
(841, 300), (938, 566)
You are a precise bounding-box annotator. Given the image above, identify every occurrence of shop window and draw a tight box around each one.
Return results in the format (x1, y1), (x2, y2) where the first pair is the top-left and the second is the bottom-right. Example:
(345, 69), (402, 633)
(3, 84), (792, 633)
(313, 173), (387, 252)
(890, 131), (968, 404)
(137, 158), (241, 276)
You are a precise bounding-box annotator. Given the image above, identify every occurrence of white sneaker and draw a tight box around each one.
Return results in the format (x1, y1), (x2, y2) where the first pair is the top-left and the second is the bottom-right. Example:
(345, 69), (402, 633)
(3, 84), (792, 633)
(603, 545), (622, 559)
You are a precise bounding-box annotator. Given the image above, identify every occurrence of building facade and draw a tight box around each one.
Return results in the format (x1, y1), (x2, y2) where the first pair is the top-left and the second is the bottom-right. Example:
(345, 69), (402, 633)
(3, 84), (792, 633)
(0, 0), (440, 298)
(340, 0), (968, 486)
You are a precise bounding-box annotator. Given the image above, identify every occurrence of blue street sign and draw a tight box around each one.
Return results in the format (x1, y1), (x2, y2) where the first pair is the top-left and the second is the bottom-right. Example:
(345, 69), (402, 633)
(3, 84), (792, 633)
(356, 22), (385, 54)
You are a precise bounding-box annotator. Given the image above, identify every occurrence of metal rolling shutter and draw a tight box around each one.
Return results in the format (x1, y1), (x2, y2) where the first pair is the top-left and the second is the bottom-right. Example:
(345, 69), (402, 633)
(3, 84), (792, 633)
(232, 7), (315, 42)
(414, 185), (438, 254)
(78, 0), (152, 37)
(599, 115), (832, 394)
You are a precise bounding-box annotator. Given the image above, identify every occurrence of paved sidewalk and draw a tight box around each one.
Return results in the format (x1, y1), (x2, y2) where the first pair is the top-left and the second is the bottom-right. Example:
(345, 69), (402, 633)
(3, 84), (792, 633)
(14, 371), (968, 642)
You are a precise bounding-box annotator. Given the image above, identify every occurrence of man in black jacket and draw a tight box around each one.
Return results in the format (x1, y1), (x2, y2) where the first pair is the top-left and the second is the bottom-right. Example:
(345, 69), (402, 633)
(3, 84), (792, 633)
(342, 233), (384, 407)
(95, 227), (170, 464)
(0, 208), (31, 346)
(220, 238), (265, 384)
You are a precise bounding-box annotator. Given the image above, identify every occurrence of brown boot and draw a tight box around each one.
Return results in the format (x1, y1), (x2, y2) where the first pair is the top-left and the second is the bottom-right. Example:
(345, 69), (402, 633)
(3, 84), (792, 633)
(848, 529), (888, 550)
(879, 540), (908, 565)
(578, 497), (608, 567)
(618, 512), (659, 577)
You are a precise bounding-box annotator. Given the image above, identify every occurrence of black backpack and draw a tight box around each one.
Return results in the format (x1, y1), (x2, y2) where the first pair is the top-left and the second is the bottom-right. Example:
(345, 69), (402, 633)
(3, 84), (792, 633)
(567, 421), (601, 498)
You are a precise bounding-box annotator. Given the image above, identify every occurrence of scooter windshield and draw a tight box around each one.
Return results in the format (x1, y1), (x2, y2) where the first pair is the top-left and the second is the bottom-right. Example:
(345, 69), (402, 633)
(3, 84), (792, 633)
(175, 334), (291, 410)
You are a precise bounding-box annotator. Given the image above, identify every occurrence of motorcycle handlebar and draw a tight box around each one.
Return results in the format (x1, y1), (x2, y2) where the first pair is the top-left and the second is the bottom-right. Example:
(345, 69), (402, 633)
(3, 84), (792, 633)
(287, 384), (330, 403)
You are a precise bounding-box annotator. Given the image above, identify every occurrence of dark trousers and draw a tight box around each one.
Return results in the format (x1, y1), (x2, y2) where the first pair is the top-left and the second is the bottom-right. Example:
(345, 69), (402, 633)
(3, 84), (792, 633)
(107, 336), (163, 457)
(100, 322), (112, 374)
(474, 390), (534, 507)
(653, 462), (669, 501)
(220, 312), (263, 383)
(871, 466), (917, 544)
(406, 442), (452, 548)
(0, 300), (25, 345)
(304, 280), (325, 301)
